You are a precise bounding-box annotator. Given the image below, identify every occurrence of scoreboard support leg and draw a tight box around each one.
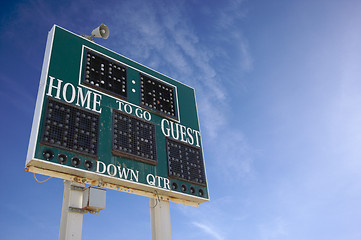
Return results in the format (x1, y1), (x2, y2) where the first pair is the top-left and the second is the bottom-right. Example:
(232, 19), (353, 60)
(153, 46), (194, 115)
(59, 180), (86, 240)
(150, 198), (172, 240)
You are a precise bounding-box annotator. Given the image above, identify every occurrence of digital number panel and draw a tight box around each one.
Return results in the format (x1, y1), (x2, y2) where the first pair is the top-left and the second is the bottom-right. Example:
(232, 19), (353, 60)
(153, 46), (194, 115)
(41, 98), (99, 157)
(83, 49), (127, 99)
(166, 138), (206, 186)
(112, 110), (157, 165)
(140, 74), (177, 119)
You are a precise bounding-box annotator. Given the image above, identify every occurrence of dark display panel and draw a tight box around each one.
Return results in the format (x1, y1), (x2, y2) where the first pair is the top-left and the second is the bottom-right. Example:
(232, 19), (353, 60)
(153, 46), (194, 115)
(112, 110), (157, 165)
(41, 98), (99, 157)
(140, 74), (177, 118)
(83, 49), (127, 99)
(166, 139), (206, 186)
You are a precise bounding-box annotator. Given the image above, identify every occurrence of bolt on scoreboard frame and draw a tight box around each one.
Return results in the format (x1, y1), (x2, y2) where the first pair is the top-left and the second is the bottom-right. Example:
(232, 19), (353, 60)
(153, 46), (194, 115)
(26, 25), (209, 206)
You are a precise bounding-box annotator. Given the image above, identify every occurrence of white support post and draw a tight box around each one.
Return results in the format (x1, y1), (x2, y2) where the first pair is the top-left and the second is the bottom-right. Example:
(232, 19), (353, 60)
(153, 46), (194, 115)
(150, 198), (172, 240)
(59, 180), (86, 240)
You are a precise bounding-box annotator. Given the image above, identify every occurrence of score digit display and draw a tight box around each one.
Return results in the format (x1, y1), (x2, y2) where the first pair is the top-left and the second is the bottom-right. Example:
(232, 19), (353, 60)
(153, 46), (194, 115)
(26, 25), (209, 206)
(140, 74), (177, 119)
(166, 138), (206, 186)
(83, 48), (128, 99)
(41, 98), (100, 158)
(112, 110), (157, 165)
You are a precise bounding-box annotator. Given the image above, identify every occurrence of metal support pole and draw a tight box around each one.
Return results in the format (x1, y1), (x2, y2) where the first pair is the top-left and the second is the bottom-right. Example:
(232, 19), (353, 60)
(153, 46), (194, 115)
(59, 180), (85, 240)
(150, 198), (172, 240)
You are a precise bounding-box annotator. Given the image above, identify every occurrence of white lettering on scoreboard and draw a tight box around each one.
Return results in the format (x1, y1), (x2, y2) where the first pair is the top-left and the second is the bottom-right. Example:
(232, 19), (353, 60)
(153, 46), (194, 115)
(45, 75), (202, 190)
(46, 76), (102, 113)
(96, 160), (171, 190)
(46, 75), (201, 147)
(160, 119), (201, 147)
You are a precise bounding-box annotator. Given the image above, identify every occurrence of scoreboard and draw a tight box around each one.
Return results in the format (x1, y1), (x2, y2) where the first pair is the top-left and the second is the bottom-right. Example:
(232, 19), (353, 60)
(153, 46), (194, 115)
(26, 25), (209, 206)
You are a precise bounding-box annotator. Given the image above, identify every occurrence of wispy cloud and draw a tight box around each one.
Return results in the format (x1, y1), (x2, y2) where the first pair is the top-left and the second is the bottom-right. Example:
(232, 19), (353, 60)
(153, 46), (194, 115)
(0, 75), (36, 114)
(208, 129), (255, 181)
(175, 196), (250, 240)
(192, 222), (225, 240)
(259, 217), (288, 240)
(104, 0), (252, 141)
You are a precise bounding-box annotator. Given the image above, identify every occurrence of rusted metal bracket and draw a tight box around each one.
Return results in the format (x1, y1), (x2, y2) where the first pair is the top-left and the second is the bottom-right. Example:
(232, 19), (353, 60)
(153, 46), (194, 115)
(71, 185), (85, 191)
(68, 207), (87, 214)
(68, 207), (97, 215)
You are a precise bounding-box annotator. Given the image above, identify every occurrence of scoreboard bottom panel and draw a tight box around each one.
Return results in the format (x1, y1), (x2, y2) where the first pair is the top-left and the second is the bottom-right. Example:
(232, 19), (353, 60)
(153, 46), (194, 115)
(25, 158), (209, 206)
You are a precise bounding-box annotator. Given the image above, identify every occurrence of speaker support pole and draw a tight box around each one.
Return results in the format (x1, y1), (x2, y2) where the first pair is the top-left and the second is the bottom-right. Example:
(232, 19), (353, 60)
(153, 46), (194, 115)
(59, 180), (86, 240)
(150, 198), (172, 240)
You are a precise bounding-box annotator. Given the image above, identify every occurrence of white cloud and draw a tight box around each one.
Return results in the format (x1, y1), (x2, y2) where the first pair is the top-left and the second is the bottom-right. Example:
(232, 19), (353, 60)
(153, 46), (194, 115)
(174, 195), (250, 240)
(328, 23), (361, 157)
(259, 217), (288, 240)
(239, 39), (253, 71)
(206, 128), (255, 182)
(217, 0), (247, 30)
(104, 0), (252, 142)
(192, 222), (225, 240)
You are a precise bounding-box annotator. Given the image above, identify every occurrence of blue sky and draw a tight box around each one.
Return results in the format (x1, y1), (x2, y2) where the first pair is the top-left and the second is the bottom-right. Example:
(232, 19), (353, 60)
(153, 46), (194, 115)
(1, 0), (361, 239)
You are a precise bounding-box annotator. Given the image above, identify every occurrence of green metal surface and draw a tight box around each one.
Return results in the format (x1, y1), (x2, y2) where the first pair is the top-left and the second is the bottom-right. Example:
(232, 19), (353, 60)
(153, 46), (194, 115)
(31, 26), (208, 202)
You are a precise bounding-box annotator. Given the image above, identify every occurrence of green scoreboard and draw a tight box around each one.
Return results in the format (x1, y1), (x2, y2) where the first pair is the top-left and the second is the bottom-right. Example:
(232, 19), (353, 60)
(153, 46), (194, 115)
(26, 25), (209, 206)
